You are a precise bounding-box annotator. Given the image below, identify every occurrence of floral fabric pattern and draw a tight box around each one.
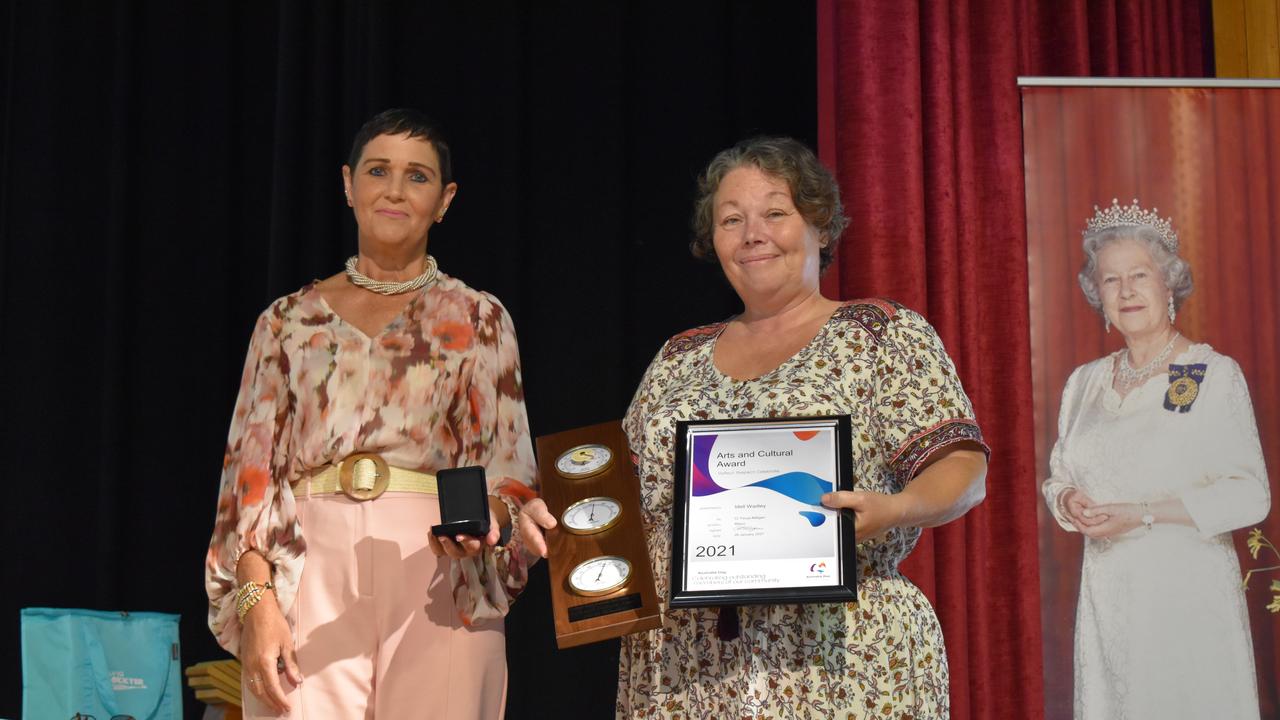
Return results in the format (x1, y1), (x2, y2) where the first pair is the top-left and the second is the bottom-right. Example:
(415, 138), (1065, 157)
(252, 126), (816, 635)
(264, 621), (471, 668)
(204, 273), (537, 656)
(620, 300), (987, 719)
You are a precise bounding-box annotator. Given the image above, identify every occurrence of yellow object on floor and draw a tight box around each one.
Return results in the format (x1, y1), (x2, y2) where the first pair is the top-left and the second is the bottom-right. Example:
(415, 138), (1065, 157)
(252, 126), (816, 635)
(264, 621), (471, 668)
(185, 658), (242, 719)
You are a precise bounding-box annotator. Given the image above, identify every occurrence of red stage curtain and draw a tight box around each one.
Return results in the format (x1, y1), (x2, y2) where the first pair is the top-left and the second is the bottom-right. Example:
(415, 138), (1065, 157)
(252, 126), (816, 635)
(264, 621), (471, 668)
(816, 2), (1208, 718)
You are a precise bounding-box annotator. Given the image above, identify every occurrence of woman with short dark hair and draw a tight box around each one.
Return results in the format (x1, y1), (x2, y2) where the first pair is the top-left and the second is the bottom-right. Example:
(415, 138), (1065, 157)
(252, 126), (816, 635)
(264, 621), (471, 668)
(205, 109), (535, 719)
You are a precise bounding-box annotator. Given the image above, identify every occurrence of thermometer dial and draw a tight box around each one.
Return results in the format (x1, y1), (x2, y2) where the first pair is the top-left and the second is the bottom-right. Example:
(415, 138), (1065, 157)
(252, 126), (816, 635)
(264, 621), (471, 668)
(561, 496), (622, 535)
(567, 555), (631, 597)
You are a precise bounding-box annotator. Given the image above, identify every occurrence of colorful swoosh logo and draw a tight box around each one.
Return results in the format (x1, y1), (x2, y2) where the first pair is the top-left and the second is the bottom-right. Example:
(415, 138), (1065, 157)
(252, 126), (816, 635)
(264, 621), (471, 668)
(691, 434), (832, 525)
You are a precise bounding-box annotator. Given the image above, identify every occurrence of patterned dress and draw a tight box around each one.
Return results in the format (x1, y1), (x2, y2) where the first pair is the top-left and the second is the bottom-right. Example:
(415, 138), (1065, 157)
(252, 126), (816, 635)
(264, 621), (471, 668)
(204, 272), (537, 657)
(620, 299), (987, 719)
(1042, 344), (1268, 719)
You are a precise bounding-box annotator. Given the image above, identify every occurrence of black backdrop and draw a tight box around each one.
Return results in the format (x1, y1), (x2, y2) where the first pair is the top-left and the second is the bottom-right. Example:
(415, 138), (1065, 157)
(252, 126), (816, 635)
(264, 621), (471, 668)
(0, 2), (816, 717)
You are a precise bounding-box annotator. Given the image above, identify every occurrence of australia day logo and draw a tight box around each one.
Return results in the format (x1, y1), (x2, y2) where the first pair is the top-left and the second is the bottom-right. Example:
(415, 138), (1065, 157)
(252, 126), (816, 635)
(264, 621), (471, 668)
(809, 561), (827, 574)
(691, 430), (832, 527)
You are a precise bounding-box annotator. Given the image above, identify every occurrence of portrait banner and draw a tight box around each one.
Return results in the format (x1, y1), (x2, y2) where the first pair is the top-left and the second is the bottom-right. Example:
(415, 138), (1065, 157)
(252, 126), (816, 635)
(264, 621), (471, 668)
(1022, 79), (1280, 720)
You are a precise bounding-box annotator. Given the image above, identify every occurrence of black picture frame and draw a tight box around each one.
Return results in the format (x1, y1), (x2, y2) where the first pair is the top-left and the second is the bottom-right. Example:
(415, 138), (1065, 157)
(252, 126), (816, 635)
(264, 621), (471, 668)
(669, 415), (857, 608)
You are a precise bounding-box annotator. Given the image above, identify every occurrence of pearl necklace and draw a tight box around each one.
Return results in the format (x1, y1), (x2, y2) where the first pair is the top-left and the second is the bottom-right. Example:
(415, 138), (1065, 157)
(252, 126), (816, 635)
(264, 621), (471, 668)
(344, 255), (439, 295)
(1116, 331), (1179, 393)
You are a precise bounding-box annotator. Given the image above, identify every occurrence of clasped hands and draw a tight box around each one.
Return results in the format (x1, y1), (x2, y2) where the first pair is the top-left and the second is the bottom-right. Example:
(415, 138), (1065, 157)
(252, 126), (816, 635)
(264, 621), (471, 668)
(1061, 488), (1144, 538)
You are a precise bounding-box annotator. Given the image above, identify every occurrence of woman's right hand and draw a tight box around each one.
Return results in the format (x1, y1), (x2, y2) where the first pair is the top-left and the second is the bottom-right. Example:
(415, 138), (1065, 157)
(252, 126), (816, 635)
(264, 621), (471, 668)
(240, 594), (302, 714)
(821, 490), (906, 543)
(517, 498), (558, 558)
(1062, 488), (1107, 531)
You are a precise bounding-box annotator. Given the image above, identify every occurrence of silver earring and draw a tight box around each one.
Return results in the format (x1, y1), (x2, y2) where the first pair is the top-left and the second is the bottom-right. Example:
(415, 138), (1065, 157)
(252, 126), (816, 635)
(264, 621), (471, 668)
(1167, 296), (1176, 324)
(1104, 317), (1111, 334)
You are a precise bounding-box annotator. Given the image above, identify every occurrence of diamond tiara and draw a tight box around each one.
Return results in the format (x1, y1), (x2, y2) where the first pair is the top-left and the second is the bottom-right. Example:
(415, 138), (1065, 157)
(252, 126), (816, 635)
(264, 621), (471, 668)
(1083, 198), (1179, 253)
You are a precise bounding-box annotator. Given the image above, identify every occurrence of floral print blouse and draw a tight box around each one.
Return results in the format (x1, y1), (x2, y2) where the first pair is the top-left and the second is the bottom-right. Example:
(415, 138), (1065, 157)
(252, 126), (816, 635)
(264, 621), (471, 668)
(620, 300), (987, 719)
(204, 273), (537, 656)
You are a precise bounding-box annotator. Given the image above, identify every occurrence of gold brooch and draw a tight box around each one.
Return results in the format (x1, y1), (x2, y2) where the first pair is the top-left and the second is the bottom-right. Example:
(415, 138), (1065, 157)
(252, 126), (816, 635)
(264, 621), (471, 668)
(1166, 376), (1199, 408)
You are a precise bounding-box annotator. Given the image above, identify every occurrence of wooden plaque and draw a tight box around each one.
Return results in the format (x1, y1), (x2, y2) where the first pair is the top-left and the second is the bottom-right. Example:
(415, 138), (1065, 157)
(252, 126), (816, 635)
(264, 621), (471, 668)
(535, 420), (661, 648)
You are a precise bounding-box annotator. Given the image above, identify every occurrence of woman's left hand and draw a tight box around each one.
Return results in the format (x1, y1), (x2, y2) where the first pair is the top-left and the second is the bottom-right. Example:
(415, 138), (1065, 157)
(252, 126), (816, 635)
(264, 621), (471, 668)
(821, 490), (906, 543)
(428, 508), (501, 559)
(1075, 502), (1143, 539)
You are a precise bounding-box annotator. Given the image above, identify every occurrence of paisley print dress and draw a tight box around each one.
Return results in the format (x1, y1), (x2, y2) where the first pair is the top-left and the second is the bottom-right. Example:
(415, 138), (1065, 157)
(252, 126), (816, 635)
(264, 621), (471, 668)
(204, 273), (537, 656)
(619, 299), (987, 719)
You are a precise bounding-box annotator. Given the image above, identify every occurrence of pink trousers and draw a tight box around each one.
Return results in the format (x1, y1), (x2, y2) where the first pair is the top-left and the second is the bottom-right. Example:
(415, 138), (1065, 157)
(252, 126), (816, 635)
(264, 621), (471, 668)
(243, 491), (508, 719)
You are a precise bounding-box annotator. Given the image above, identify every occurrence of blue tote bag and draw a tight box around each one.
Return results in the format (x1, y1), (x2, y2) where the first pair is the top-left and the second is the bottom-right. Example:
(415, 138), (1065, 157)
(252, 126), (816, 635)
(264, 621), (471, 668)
(21, 607), (183, 720)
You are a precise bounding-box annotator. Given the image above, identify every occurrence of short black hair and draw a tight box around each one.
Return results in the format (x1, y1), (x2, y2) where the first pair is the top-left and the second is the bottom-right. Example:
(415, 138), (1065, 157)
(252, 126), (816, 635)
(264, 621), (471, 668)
(347, 108), (453, 186)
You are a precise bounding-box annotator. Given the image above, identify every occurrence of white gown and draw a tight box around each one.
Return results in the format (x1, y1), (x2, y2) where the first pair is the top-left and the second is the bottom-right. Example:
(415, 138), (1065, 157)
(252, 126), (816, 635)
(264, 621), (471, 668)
(1043, 344), (1269, 720)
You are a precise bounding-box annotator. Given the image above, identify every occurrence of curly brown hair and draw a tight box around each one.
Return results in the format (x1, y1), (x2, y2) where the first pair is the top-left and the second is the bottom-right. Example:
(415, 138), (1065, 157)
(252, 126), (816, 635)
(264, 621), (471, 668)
(690, 137), (848, 270)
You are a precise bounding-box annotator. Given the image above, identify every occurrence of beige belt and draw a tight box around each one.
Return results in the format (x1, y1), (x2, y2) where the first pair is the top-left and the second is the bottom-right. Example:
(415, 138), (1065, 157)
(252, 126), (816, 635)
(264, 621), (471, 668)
(291, 453), (437, 501)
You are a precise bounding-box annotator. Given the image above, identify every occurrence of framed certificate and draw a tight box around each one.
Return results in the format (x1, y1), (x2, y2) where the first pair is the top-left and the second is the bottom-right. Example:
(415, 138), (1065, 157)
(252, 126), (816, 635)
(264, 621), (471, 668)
(669, 415), (856, 608)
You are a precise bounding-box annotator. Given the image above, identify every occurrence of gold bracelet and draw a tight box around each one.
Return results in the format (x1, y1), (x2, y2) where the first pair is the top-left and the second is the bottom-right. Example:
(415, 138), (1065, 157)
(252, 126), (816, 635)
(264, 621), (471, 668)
(235, 580), (275, 621)
(238, 576), (272, 617)
(234, 579), (266, 606)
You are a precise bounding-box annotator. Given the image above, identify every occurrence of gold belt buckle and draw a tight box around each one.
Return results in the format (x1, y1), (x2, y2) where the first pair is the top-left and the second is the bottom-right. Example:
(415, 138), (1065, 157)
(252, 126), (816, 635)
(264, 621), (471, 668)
(338, 452), (391, 501)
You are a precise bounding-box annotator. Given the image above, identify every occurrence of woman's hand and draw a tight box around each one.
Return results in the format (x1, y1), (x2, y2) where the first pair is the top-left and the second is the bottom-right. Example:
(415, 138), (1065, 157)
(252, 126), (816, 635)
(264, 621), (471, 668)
(821, 448), (986, 543)
(1077, 502), (1144, 539)
(821, 490), (906, 543)
(240, 594), (301, 714)
(1061, 488), (1107, 530)
(516, 498), (558, 558)
(428, 507), (501, 559)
